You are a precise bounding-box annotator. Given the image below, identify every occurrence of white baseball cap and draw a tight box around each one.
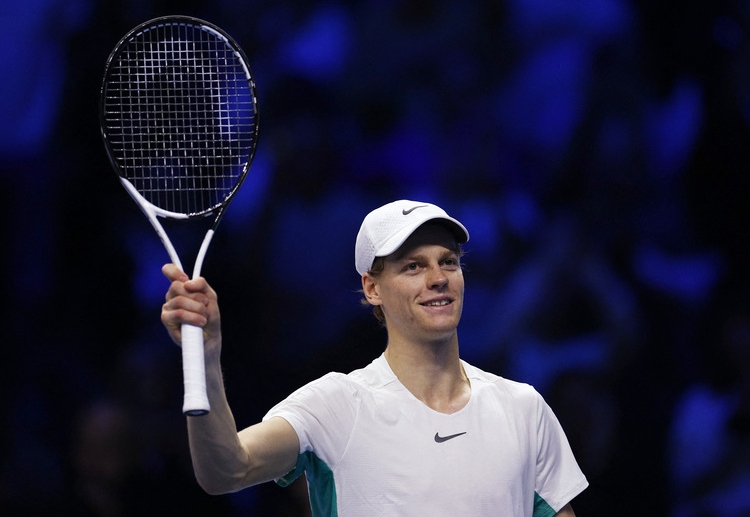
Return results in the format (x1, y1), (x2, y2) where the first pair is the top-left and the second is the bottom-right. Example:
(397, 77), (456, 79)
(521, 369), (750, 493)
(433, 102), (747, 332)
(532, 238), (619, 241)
(355, 200), (469, 275)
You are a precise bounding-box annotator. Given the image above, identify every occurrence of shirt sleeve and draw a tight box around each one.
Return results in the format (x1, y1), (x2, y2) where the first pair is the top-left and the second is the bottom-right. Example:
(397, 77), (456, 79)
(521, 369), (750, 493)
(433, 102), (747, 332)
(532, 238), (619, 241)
(533, 391), (589, 514)
(263, 372), (359, 474)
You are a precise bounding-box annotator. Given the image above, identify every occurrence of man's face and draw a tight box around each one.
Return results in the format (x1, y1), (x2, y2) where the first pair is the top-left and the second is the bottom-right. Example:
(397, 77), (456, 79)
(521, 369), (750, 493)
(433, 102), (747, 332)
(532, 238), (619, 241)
(367, 223), (464, 344)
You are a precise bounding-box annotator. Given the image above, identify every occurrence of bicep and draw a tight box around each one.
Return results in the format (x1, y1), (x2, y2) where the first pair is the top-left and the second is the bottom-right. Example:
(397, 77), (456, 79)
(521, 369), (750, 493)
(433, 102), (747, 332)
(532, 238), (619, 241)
(238, 416), (300, 485)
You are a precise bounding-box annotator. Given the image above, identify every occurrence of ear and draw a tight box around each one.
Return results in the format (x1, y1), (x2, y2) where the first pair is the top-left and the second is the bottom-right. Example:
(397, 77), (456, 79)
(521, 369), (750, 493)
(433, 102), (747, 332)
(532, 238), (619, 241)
(361, 273), (383, 307)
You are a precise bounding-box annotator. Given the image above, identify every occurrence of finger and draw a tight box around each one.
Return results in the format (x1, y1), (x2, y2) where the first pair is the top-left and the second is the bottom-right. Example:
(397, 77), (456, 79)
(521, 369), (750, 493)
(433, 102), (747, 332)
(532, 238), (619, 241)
(183, 276), (209, 294)
(164, 290), (210, 314)
(162, 263), (189, 282)
(162, 301), (209, 328)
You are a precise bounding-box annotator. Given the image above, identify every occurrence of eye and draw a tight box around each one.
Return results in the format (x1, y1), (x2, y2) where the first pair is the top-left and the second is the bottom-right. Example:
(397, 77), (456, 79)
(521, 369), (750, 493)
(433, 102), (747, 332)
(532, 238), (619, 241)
(442, 256), (461, 269)
(405, 262), (420, 271)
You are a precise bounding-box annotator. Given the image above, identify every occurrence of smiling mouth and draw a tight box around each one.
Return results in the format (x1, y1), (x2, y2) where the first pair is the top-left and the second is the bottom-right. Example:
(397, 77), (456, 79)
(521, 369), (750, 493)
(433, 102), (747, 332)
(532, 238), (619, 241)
(421, 299), (452, 307)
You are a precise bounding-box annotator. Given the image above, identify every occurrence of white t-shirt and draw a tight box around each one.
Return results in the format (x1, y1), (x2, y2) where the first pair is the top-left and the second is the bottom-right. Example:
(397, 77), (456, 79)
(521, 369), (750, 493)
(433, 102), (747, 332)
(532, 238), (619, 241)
(264, 354), (588, 517)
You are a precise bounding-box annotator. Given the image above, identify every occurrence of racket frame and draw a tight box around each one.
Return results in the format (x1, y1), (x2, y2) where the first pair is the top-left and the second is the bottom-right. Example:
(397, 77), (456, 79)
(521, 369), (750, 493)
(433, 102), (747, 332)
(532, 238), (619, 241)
(100, 15), (259, 416)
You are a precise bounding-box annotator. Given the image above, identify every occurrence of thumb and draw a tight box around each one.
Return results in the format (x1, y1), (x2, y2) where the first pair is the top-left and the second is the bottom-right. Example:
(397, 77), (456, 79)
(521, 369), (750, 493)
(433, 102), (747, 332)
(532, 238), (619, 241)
(162, 263), (189, 282)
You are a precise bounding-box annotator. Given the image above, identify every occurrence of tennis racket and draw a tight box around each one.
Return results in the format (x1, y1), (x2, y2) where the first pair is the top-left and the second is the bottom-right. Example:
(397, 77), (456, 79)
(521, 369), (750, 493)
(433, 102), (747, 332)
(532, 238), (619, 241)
(99, 16), (259, 416)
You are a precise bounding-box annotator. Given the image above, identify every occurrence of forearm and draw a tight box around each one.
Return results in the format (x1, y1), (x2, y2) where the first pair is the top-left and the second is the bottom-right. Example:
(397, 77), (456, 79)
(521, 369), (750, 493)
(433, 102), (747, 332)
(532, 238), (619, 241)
(186, 354), (250, 495)
(161, 267), (283, 493)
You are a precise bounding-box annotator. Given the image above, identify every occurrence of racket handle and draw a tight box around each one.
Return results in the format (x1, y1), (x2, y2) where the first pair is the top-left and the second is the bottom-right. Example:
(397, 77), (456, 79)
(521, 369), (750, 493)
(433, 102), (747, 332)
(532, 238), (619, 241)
(181, 323), (210, 416)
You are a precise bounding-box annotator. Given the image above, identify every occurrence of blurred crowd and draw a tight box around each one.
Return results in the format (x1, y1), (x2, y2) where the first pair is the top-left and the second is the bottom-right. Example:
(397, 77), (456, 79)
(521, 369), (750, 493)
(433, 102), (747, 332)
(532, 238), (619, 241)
(3, 0), (750, 515)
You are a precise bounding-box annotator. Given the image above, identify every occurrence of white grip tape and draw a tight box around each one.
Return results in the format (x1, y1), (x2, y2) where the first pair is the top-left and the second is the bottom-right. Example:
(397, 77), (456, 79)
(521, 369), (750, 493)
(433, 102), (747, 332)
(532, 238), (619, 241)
(181, 323), (210, 415)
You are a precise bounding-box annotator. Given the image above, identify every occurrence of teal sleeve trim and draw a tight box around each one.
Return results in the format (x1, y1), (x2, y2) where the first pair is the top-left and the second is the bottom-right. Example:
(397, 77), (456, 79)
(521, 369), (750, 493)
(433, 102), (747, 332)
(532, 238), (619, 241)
(533, 491), (557, 517)
(275, 454), (304, 488)
(275, 451), (337, 517)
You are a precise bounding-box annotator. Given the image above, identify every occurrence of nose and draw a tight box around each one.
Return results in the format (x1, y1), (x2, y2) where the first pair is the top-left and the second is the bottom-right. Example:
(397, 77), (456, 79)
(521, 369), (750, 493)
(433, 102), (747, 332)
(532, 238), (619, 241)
(426, 264), (448, 290)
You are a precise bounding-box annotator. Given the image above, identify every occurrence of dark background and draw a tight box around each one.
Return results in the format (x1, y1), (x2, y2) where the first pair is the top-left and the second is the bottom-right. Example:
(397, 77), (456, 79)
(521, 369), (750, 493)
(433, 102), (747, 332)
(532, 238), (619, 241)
(3, 1), (750, 515)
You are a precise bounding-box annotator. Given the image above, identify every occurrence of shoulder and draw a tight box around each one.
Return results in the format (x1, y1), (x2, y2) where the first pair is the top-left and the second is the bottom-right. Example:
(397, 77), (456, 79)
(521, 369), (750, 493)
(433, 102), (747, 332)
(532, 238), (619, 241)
(463, 360), (541, 399)
(279, 354), (393, 405)
(284, 371), (355, 402)
(462, 360), (547, 420)
(347, 353), (398, 389)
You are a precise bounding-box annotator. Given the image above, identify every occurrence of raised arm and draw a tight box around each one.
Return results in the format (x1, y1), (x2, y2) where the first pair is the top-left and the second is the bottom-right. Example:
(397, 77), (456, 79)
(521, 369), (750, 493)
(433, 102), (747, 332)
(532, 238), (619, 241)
(161, 264), (300, 494)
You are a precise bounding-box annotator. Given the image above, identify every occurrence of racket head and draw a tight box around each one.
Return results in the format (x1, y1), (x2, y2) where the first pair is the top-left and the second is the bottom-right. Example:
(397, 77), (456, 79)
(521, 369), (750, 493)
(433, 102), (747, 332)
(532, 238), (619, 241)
(99, 15), (259, 219)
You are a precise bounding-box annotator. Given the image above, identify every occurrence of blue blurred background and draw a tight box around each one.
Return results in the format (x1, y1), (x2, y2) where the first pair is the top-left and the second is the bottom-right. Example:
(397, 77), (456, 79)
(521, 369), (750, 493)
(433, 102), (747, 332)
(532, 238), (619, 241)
(3, 0), (750, 515)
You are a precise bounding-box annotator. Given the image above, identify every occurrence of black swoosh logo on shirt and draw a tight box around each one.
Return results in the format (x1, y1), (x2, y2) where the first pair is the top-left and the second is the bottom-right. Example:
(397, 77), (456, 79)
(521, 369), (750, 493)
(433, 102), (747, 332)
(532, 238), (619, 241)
(434, 431), (467, 443)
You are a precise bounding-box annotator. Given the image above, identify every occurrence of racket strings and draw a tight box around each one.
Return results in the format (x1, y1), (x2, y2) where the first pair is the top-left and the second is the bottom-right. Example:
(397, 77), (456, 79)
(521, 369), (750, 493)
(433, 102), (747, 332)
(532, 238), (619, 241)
(102, 21), (257, 216)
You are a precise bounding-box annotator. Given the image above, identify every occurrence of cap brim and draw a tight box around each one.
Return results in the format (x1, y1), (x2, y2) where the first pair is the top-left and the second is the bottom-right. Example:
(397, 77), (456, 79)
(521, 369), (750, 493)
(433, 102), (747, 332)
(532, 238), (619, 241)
(375, 217), (469, 259)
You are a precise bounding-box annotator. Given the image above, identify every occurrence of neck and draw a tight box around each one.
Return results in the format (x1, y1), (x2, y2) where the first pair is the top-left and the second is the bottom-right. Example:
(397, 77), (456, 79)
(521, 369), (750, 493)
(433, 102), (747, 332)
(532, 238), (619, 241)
(384, 335), (470, 414)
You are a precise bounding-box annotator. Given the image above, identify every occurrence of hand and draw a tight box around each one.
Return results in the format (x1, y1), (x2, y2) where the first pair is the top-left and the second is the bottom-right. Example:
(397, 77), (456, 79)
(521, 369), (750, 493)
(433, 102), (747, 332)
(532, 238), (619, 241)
(161, 263), (222, 355)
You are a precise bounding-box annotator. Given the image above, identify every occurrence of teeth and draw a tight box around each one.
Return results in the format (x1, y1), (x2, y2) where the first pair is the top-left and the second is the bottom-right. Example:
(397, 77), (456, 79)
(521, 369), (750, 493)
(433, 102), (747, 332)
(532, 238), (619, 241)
(424, 300), (450, 306)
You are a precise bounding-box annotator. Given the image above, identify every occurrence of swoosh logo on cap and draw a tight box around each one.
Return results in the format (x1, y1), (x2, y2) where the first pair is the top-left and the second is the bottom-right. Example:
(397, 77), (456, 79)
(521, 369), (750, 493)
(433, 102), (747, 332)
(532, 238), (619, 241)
(402, 205), (428, 215)
(434, 431), (467, 443)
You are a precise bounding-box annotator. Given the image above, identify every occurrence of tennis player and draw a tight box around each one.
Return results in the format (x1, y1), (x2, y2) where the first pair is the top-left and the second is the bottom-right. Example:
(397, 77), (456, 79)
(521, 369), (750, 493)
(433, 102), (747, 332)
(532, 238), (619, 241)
(161, 200), (588, 516)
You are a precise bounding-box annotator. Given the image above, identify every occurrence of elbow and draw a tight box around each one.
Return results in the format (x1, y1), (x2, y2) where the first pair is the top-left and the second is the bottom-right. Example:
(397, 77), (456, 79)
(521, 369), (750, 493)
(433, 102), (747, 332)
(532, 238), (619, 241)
(196, 477), (228, 496)
(194, 473), (247, 496)
(198, 481), (228, 496)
